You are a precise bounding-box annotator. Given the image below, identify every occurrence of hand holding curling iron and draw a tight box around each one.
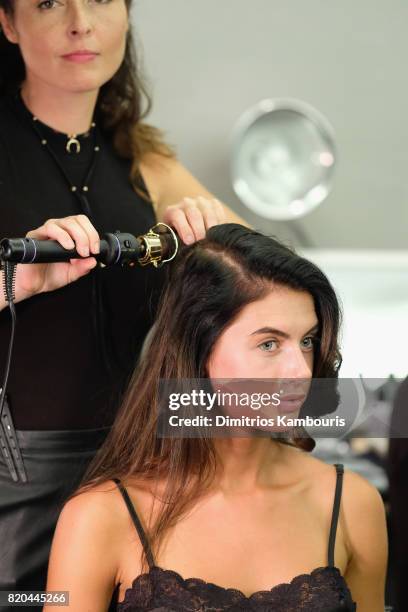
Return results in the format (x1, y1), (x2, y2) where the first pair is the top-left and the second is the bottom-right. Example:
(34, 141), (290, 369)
(0, 214), (178, 311)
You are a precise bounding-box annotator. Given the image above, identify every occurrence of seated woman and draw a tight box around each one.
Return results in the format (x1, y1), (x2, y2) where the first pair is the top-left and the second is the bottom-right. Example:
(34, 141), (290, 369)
(45, 224), (388, 612)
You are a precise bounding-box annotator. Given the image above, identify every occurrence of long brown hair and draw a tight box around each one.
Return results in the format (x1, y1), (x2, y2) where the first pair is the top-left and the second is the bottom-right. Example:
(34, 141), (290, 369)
(0, 0), (175, 199)
(77, 224), (343, 569)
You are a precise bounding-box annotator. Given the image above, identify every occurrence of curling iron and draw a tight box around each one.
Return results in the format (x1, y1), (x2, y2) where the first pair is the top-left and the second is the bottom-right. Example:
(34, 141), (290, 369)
(0, 222), (179, 268)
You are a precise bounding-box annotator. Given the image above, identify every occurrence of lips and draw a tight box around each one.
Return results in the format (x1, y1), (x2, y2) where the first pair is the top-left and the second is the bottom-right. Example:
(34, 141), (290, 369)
(62, 50), (99, 57)
(61, 51), (99, 62)
(278, 394), (306, 413)
(279, 394), (306, 401)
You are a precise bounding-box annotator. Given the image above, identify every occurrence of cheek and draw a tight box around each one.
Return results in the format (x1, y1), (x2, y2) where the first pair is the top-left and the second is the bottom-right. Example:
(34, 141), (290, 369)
(207, 343), (255, 378)
(305, 350), (314, 373)
(101, 12), (128, 50)
(97, 17), (127, 75)
(19, 40), (58, 79)
(15, 18), (55, 63)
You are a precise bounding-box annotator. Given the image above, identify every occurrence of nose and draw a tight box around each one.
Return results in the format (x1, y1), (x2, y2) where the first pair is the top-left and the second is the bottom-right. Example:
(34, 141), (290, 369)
(277, 343), (313, 381)
(67, 1), (93, 38)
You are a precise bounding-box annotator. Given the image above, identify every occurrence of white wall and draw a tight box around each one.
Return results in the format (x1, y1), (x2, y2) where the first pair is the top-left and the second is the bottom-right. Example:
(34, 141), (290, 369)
(299, 249), (408, 378)
(133, 0), (408, 249)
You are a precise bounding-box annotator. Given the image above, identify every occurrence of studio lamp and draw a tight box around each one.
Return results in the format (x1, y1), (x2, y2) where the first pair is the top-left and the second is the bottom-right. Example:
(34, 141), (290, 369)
(231, 98), (337, 221)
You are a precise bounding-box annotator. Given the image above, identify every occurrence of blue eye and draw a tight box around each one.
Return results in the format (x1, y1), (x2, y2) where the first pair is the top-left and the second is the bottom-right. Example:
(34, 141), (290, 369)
(38, 0), (57, 8)
(38, 0), (110, 8)
(302, 336), (316, 349)
(259, 340), (278, 352)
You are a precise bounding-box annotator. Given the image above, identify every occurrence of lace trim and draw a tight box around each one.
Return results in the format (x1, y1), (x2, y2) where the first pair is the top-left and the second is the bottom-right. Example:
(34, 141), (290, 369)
(117, 564), (356, 609)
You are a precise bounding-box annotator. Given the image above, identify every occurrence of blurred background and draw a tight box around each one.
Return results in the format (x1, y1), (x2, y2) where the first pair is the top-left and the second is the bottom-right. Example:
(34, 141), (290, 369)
(134, 0), (408, 249)
(133, 2), (407, 609)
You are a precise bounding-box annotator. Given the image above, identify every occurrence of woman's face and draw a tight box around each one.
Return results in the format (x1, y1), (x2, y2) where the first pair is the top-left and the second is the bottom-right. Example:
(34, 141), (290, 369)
(207, 285), (318, 381)
(0, 0), (129, 94)
(206, 285), (318, 425)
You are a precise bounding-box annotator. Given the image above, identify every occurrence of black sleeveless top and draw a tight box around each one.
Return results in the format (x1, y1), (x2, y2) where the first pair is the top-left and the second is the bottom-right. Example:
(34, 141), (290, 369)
(0, 89), (166, 430)
(111, 463), (357, 611)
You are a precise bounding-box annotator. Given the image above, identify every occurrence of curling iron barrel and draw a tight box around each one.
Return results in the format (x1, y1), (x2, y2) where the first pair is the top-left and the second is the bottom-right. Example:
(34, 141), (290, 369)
(0, 222), (178, 269)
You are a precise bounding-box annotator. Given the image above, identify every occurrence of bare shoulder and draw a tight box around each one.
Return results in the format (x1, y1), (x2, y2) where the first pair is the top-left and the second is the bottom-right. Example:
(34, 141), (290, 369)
(139, 151), (174, 183)
(50, 480), (128, 567)
(340, 469), (388, 610)
(284, 446), (388, 609)
(304, 458), (388, 610)
(140, 151), (175, 172)
(338, 467), (388, 556)
(139, 152), (178, 210)
(46, 480), (136, 610)
(138, 153), (197, 205)
(281, 446), (386, 549)
(139, 153), (219, 205)
(57, 478), (157, 538)
(289, 447), (386, 523)
(60, 480), (119, 527)
(139, 151), (250, 226)
(305, 456), (388, 554)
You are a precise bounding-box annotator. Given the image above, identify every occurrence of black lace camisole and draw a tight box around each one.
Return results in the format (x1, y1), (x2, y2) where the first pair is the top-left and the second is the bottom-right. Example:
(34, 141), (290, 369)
(111, 463), (357, 611)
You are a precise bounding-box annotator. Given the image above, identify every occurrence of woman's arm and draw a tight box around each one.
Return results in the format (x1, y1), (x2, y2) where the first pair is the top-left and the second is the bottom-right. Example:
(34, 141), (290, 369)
(139, 153), (251, 243)
(342, 469), (388, 612)
(45, 485), (121, 611)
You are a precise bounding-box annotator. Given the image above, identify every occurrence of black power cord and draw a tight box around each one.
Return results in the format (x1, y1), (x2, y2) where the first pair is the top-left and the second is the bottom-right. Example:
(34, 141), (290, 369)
(0, 261), (27, 482)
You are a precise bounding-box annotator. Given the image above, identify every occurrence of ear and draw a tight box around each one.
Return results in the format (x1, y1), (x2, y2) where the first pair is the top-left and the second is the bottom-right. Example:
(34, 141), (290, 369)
(0, 8), (19, 44)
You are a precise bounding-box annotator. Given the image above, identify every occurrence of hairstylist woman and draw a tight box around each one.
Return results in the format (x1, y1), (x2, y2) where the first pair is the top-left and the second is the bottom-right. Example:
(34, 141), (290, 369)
(0, 0), (247, 604)
(46, 224), (388, 612)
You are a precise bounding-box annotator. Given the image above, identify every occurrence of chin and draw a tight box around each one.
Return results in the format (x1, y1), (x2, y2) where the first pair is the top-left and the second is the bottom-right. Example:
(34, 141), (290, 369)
(58, 65), (118, 88)
(58, 79), (105, 94)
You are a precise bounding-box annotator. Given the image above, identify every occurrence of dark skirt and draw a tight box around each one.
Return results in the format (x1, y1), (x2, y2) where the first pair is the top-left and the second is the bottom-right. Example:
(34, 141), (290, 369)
(0, 426), (111, 612)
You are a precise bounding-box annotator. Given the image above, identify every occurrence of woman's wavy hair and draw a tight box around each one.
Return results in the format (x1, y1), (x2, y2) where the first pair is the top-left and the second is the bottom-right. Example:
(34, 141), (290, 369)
(0, 0), (175, 198)
(76, 223), (343, 569)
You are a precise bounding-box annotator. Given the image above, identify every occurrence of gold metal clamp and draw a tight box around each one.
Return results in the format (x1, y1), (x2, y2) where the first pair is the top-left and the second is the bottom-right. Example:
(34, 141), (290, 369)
(138, 222), (179, 268)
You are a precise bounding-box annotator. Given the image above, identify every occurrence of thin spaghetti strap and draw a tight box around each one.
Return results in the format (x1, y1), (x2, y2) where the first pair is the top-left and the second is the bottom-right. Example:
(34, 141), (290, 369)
(112, 478), (155, 568)
(327, 463), (344, 567)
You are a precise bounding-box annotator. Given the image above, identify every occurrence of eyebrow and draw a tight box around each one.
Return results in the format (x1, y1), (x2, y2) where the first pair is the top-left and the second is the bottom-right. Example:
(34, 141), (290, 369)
(250, 324), (319, 339)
